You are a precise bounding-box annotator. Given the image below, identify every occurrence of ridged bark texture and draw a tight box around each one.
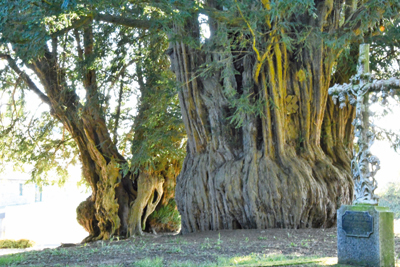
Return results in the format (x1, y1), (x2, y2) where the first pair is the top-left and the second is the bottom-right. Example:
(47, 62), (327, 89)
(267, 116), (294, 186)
(19, 24), (168, 241)
(170, 1), (355, 233)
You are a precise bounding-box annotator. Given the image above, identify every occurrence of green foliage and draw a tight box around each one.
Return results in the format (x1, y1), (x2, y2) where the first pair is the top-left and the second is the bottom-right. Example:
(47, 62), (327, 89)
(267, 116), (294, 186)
(170, 0), (400, 132)
(0, 57), (77, 186)
(129, 31), (186, 174)
(378, 182), (400, 219)
(147, 199), (181, 232)
(228, 93), (266, 128)
(0, 0), (186, 187)
(0, 239), (35, 249)
(0, 102), (78, 186)
(375, 126), (400, 153)
(369, 19), (400, 80)
(367, 18), (400, 139)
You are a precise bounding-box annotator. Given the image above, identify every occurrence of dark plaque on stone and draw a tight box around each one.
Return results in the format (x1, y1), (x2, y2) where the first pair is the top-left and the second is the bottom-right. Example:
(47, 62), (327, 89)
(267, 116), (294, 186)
(342, 211), (373, 238)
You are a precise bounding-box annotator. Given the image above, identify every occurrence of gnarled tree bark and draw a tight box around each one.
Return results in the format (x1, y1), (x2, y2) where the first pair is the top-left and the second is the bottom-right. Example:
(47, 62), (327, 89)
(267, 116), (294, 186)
(169, 0), (355, 233)
(5, 21), (175, 241)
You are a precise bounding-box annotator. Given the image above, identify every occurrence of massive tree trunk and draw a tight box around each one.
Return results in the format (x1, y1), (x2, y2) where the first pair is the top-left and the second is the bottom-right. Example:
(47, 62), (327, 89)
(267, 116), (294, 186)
(7, 22), (170, 241)
(169, 1), (355, 233)
(74, 25), (183, 239)
(24, 26), (146, 241)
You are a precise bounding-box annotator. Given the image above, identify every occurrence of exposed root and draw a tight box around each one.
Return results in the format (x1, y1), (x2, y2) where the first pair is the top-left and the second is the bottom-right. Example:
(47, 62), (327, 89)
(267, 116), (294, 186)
(128, 172), (164, 236)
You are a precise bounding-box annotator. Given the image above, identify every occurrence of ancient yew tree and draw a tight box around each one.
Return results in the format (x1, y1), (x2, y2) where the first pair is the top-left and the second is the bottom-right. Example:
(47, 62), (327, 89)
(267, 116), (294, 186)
(1, 0), (399, 239)
(0, 1), (184, 240)
(164, 0), (399, 233)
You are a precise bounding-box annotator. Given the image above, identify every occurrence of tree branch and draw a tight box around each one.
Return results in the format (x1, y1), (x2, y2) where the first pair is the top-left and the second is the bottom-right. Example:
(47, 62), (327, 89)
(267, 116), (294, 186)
(50, 14), (151, 39)
(73, 29), (84, 61)
(113, 72), (125, 145)
(94, 13), (152, 29)
(102, 58), (138, 114)
(50, 16), (93, 39)
(0, 54), (51, 105)
(46, 13), (153, 40)
(109, 58), (138, 89)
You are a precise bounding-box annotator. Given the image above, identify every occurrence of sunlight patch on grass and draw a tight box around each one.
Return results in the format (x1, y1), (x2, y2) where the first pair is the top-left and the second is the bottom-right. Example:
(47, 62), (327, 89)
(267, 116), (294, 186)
(132, 255), (338, 267)
(169, 260), (217, 267)
(317, 257), (338, 265)
(217, 254), (338, 266)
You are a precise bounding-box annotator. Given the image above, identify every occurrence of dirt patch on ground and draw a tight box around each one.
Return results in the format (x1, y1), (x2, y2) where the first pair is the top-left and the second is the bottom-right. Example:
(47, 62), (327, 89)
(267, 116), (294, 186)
(2, 227), (399, 266)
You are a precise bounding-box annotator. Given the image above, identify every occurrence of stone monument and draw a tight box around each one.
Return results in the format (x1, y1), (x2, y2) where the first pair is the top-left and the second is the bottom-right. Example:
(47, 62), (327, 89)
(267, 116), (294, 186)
(329, 44), (400, 266)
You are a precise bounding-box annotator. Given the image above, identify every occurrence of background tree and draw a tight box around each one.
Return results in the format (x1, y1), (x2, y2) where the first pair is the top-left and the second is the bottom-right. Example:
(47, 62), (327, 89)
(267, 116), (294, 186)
(0, 0), (184, 241)
(367, 18), (400, 150)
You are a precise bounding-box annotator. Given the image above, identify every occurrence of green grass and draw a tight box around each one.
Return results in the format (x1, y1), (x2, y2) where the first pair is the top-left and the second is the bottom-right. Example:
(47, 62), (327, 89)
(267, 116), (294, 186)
(0, 253), (25, 266)
(114, 255), (332, 267)
(217, 254), (325, 266)
(168, 261), (217, 267)
(147, 199), (181, 232)
(135, 257), (163, 267)
(0, 252), (368, 267)
(128, 255), (358, 267)
(0, 237), (375, 267)
(130, 255), (359, 267)
(166, 246), (183, 253)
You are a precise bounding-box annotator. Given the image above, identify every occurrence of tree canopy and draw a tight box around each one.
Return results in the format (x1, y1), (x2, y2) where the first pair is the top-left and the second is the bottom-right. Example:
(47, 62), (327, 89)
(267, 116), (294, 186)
(0, 0), (185, 240)
(0, 0), (185, 184)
